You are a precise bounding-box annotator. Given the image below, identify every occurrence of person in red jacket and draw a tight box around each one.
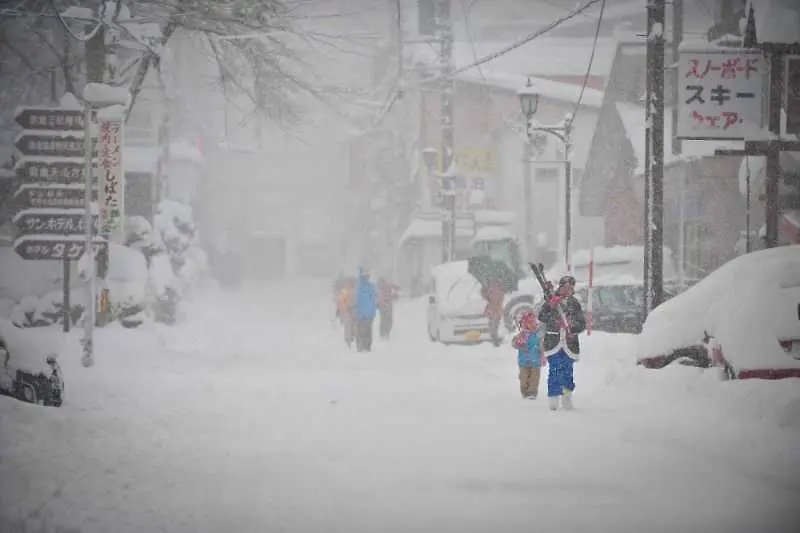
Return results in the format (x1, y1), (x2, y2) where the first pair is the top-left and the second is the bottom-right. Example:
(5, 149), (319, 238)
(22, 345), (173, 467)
(482, 279), (505, 347)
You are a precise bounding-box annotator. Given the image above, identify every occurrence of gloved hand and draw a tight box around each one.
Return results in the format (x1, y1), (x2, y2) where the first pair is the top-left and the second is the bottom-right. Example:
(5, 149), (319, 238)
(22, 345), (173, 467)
(548, 295), (562, 307)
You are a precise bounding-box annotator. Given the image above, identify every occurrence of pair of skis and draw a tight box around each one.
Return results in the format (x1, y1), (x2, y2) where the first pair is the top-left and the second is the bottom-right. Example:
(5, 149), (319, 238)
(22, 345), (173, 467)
(528, 262), (573, 336)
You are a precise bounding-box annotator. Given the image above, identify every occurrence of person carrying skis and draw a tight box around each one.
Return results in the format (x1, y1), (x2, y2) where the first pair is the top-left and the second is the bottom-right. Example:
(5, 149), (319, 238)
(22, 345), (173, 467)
(377, 277), (398, 340)
(354, 267), (378, 352)
(511, 310), (544, 399)
(538, 275), (586, 411)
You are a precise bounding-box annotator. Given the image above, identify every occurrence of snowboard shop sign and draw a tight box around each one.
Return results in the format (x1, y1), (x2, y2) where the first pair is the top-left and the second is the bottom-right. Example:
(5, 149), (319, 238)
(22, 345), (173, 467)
(678, 48), (764, 140)
(98, 120), (123, 237)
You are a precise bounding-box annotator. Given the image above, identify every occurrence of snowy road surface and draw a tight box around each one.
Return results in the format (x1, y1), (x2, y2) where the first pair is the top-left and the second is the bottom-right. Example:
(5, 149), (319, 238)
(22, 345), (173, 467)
(1, 282), (799, 533)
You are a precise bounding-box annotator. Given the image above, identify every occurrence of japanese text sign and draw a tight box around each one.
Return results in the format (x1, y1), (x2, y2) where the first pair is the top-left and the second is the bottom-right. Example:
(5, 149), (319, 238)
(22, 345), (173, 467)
(13, 236), (107, 261)
(678, 49), (764, 140)
(98, 120), (124, 237)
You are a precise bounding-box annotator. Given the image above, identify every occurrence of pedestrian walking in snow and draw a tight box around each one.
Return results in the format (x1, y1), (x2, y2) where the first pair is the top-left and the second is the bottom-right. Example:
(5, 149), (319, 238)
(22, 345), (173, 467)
(511, 310), (544, 399)
(377, 277), (398, 340)
(336, 278), (356, 347)
(355, 268), (378, 352)
(481, 279), (505, 347)
(537, 275), (586, 410)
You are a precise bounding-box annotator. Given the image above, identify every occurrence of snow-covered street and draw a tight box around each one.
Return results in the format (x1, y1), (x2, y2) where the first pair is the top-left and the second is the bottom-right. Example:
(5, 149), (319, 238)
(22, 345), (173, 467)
(1, 283), (799, 533)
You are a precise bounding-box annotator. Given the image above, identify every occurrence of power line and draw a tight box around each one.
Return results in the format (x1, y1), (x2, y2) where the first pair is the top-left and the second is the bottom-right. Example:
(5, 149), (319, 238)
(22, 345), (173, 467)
(459, 0), (485, 81)
(571, 0), (606, 122)
(409, 0), (602, 89)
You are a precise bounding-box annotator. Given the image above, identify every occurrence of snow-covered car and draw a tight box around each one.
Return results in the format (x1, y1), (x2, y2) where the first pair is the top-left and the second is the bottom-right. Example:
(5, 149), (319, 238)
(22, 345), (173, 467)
(636, 246), (800, 380)
(427, 261), (494, 344)
(0, 320), (64, 406)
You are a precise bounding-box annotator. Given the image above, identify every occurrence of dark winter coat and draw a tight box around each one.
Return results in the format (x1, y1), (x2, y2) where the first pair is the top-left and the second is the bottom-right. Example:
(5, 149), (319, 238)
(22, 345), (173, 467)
(538, 295), (586, 357)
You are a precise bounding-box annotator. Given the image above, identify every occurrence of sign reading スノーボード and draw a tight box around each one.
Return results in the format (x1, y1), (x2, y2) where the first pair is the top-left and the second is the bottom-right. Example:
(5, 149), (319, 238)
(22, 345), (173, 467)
(677, 49), (764, 140)
(13, 235), (107, 261)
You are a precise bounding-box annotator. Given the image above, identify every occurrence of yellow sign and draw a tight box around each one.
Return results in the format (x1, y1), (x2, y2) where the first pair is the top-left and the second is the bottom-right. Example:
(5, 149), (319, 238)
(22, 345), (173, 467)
(464, 330), (482, 342)
(436, 147), (496, 174)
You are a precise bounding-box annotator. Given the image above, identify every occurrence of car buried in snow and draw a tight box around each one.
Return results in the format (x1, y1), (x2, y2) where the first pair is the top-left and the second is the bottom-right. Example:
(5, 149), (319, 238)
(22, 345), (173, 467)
(0, 320), (64, 407)
(636, 246), (800, 379)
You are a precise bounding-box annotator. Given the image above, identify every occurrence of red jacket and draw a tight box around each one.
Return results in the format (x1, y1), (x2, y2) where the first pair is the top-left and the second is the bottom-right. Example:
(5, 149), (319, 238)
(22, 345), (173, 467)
(483, 282), (505, 320)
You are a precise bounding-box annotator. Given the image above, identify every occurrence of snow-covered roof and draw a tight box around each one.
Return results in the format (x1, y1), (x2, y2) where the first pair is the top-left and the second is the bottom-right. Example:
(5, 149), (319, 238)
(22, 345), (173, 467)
(472, 210), (516, 225)
(405, 37), (616, 78)
(472, 226), (515, 243)
(747, 0), (800, 45)
(637, 245), (800, 371)
(398, 218), (474, 246)
(456, 71), (604, 109)
(615, 102), (742, 176)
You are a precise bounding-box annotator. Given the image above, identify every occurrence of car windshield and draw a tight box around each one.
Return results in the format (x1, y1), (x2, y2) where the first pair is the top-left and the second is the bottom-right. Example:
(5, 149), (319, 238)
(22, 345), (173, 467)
(597, 286), (643, 308)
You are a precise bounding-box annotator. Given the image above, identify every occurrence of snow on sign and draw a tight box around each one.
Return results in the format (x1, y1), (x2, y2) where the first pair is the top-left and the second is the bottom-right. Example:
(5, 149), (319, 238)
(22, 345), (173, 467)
(13, 235), (107, 261)
(98, 120), (124, 237)
(677, 49), (764, 140)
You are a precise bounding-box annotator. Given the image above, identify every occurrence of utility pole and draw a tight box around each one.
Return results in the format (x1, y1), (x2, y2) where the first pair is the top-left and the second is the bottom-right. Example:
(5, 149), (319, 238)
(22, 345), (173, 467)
(672, 0), (685, 287)
(644, 0), (666, 316)
(437, 0), (455, 263)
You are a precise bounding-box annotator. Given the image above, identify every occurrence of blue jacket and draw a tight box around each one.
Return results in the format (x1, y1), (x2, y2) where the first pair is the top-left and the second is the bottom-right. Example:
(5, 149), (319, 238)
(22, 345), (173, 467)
(517, 331), (542, 368)
(355, 272), (378, 320)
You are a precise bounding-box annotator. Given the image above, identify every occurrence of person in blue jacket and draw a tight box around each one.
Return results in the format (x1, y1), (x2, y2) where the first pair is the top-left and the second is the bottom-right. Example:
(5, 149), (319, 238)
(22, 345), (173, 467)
(511, 310), (543, 399)
(354, 267), (378, 352)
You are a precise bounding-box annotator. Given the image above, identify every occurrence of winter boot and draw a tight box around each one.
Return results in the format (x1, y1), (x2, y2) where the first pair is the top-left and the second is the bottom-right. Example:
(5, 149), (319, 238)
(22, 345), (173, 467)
(561, 389), (574, 411)
(548, 396), (559, 410)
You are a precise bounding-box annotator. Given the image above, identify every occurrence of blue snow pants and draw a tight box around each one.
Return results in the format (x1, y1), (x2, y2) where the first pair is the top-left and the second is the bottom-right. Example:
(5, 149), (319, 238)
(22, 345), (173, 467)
(547, 350), (575, 398)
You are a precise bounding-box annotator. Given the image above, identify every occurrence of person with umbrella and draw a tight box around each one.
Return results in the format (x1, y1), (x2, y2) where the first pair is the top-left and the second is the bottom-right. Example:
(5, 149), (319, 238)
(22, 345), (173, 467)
(468, 255), (518, 347)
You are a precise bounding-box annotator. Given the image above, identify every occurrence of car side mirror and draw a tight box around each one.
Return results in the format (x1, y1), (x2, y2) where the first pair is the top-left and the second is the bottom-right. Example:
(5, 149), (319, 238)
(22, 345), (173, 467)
(428, 295), (436, 304)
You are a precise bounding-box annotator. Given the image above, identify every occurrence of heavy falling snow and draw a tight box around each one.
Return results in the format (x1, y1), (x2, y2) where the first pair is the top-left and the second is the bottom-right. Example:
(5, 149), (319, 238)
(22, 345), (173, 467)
(1, 282), (799, 533)
(2, 0), (800, 532)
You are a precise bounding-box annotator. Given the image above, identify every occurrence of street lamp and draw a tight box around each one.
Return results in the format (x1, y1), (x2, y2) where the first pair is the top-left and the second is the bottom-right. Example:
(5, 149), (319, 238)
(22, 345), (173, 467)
(518, 77), (540, 118)
(517, 79), (574, 272)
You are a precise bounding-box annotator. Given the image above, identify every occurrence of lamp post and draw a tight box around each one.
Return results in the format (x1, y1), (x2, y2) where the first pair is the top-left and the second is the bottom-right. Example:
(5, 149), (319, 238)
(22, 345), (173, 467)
(518, 78), (574, 271)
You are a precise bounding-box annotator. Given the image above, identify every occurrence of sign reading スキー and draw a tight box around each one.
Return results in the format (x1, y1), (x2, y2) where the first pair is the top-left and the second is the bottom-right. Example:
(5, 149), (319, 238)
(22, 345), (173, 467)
(677, 49), (764, 140)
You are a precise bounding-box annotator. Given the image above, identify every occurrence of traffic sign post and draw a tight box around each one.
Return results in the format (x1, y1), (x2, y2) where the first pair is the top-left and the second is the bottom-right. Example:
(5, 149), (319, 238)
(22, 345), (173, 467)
(15, 107), (85, 131)
(14, 157), (97, 184)
(11, 184), (98, 210)
(13, 235), (107, 261)
(13, 208), (99, 236)
(11, 103), (100, 340)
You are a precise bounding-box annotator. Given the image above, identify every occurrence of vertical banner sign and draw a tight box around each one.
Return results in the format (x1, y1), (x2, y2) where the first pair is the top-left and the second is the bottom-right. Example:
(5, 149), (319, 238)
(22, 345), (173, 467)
(786, 56), (800, 135)
(677, 49), (764, 140)
(98, 120), (124, 240)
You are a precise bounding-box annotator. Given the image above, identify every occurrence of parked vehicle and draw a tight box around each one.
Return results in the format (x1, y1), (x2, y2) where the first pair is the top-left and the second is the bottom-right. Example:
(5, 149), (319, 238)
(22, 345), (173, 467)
(0, 321), (64, 407)
(636, 246), (800, 379)
(549, 246), (688, 334)
(427, 261), (493, 344)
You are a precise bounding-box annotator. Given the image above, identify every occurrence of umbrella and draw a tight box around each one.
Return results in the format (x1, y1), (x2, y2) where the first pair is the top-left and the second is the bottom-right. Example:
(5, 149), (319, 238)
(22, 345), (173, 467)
(467, 255), (519, 293)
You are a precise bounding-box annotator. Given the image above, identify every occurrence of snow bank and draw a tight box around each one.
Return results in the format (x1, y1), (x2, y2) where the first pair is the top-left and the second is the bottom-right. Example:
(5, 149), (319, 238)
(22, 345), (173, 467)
(0, 247), (63, 302)
(0, 319), (59, 373)
(637, 245), (800, 371)
(472, 226), (514, 243)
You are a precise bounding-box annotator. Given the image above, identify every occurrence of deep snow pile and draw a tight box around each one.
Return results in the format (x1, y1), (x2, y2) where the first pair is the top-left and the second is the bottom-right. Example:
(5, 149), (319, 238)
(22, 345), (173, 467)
(637, 245), (800, 370)
(0, 288), (798, 533)
(2, 200), (208, 329)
